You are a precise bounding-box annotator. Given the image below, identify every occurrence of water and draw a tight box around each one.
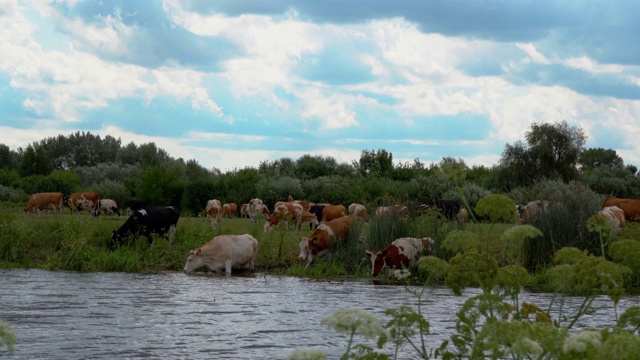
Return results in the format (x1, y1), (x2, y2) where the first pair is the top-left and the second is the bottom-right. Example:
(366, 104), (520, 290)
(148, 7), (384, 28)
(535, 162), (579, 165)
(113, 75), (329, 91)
(1, 269), (638, 359)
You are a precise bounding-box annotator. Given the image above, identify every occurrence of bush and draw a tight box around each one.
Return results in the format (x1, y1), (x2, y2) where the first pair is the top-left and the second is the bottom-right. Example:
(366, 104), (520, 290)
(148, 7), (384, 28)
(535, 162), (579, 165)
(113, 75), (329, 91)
(522, 180), (603, 272)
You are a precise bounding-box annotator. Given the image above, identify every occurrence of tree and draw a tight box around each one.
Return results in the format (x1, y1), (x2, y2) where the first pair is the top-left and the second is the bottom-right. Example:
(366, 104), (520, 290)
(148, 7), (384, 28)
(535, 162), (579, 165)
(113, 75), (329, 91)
(19, 145), (52, 177)
(295, 154), (337, 180)
(579, 148), (624, 171)
(498, 121), (586, 189)
(354, 149), (394, 178)
(0, 144), (19, 169)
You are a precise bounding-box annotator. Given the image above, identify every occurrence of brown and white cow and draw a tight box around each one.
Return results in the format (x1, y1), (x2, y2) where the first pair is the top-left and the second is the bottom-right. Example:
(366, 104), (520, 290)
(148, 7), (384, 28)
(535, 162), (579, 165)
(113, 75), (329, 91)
(264, 202), (304, 233)
(375, 204), (410, 218)
(24, 192), (64, 215)
(522, 200), (549, 224)
(298, 215), (356, 268)
(221, 203), (238, 219)
(321, 204), (347, 222)
(366, 237), (435, 277)
(206, 199), (222, 226)
(183, 234), (258, 275)
(99, 199), (121, 216)
(348, 203), (370, 223)
(599, 205), (626, 232)
(248, 198), (271, 225)
(68, 192), (100, 217)
(602, 198), (640, 221)
(288, 195), (313, 212)
(455, 208), (469, 223)
(240, 203), (249, 218)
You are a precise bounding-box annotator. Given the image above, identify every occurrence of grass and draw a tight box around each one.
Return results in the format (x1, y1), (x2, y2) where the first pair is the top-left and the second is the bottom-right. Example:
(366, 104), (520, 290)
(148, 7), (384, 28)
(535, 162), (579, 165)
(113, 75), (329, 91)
(3, 204), (640, 290)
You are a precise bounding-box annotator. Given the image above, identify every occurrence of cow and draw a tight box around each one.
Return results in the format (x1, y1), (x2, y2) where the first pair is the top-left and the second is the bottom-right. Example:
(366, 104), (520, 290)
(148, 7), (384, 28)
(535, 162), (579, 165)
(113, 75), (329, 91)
(308, 204), (326, 229)
(206, 199), (222, 227)
(300, 210), (320, 229)
(110, 206), (180, 250)
(125, 199), (148, 214)
(98, 199), (121, 216)
(419, 200), (461, 220)
(24, 192), (64, 215)
(522, 200), (550, 224)
(240, 203), (249, 218)
(248, 198), (271, 225)
(455, 208), (469, 223)
(375, 204), (410, 218)
(366, 237), (435, 277)
(348, 203), (370, 223)
(264, 202), (304, 233)
(288, 195), (313, 212)
(602, 198), (640, 221)
(221, 203), (238, 219)
(183, 234), (259, 275)
(321, 204), (347, 222)
(68, 192), (100, 217)
(599, 205), (626, 232)
(298, 215), (356, 268)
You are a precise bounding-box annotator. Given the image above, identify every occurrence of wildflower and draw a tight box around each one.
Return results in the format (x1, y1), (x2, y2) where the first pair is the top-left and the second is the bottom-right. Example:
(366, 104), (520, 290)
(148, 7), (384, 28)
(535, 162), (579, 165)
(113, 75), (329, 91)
(511, 337), (543, 357)
(393, 269), (411, 281)
(321, 308), (387, 340)
(563, 330), (602, 354)
(287, 349), (327, 360)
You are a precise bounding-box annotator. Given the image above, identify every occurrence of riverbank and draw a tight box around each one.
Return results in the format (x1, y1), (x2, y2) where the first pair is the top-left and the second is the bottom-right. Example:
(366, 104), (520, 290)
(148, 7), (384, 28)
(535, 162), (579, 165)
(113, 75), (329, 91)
(2, 205), (639, 291)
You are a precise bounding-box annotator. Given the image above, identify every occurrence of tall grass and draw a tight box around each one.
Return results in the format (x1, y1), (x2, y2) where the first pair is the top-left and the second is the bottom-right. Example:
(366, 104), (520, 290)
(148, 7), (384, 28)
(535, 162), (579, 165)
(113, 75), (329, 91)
(522, 181), (603, 272)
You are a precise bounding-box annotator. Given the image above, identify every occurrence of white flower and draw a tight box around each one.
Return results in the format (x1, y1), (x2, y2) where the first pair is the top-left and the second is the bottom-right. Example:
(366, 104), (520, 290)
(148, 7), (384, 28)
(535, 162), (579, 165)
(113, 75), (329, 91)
(321, 308), (387, 339)
(287, 349), (327, 360)
(512, 337), (543, 356)
(393, 269), (412, 280)
(563, 330), (602, 353)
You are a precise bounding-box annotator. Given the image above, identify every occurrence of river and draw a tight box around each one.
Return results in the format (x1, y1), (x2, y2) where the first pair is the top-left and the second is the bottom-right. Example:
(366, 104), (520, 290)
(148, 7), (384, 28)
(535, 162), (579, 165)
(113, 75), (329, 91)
(1, 269), (638, 359)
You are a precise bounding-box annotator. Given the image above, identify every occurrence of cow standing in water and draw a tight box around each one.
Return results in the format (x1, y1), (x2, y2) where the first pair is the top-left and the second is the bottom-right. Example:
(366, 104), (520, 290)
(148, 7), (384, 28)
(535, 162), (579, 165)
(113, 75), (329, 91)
(366, 237), (435, 277)
(110, 206), (180, 250)
(183, 234), (258, 275)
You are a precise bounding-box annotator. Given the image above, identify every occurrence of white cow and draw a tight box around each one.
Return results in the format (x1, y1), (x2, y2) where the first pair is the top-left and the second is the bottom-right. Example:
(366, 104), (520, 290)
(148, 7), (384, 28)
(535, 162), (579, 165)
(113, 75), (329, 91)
(599, 205), (626, 232)
(205, 199), (222, 227)
(248, 198), (270, 225)
(99, 199), (121, 216)
(183, 234), (259, 275)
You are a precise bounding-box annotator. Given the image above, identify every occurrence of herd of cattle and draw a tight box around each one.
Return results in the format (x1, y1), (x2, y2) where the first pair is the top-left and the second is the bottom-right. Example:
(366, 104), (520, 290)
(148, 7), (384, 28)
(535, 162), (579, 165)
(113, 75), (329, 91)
(21, 191), (640, 276)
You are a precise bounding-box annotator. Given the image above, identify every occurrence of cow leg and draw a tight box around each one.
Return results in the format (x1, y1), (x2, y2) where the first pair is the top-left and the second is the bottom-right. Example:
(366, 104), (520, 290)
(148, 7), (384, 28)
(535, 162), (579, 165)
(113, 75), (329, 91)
(167, 225), (176, 246)
(225, 259), (232, 275)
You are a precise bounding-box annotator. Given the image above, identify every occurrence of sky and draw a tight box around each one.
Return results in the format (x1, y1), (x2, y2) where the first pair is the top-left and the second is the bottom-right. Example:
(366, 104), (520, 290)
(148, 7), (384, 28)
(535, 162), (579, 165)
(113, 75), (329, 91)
(1, 0), (639, 172)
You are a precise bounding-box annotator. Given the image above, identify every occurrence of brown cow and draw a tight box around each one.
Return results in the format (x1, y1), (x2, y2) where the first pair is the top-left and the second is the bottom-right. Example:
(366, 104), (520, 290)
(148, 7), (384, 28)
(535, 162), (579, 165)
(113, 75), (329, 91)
(375, 204), (410, 218)
(240, 203), (249, 218)
(348, 203), (370, 223)
(221, 203), (237, 219)
(602, 198), (640, 221)
(206, 199), (222, 227)
(321, 204), (347, 222)
(264, 202), (304, 232)
(68, 192), (100, 217)
(298, 215), (356, 268)
(24, 192), (64, 215)
(599, 205), (625, 232)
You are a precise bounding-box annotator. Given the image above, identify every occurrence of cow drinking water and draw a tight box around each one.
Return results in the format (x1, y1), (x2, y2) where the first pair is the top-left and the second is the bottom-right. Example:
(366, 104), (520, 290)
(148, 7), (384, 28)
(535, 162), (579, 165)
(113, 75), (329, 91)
(183, 234), (259, 275)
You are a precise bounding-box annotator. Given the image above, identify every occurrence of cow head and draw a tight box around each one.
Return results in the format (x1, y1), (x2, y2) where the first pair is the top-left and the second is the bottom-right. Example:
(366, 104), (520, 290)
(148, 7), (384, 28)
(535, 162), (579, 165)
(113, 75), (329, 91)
(366, 249), (387, 276)
(183, 248), (203, 274)
(298, 237), (310, 262)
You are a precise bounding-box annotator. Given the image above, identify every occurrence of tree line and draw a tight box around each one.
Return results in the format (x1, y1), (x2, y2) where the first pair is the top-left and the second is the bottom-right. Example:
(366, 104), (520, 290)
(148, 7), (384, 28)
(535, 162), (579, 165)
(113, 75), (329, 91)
(1, 121), (639, 216)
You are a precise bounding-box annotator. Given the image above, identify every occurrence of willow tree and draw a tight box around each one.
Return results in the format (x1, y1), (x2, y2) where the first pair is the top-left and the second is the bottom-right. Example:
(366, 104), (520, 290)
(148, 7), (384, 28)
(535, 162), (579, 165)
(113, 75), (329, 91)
(498, 121), (586, 189)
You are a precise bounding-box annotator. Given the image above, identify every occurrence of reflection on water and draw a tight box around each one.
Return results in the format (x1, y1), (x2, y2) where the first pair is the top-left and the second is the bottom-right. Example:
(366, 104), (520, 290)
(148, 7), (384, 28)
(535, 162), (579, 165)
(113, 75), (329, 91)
(1, 269), (638, 359)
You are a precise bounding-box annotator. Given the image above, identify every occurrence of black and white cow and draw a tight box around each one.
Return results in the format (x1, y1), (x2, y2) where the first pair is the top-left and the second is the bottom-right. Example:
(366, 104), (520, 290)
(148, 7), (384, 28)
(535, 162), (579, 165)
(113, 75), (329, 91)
(110, 206), (180, 250)
(308, 204), (326, 229)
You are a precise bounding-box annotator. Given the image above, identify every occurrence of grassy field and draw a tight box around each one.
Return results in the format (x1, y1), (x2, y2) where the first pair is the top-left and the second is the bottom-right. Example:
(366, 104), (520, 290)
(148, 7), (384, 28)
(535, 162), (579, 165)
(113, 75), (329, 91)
(4, 203), (639, 287)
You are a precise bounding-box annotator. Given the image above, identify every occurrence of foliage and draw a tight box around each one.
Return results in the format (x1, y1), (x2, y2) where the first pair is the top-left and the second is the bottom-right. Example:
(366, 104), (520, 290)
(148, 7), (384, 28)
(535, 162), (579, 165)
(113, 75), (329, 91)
(475, 194), (517, 223)
(498, 121), (586, 189)
(0, 320), (16, 353)
(522, 180), (603, 272)
(355, 149), (394, 178)
(19, 144), (52, 177)
(0, 185), (25, 202)
(136, 165), (185, 206)
(441, 230), (479, 254)
(255, 176), (304, 206)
